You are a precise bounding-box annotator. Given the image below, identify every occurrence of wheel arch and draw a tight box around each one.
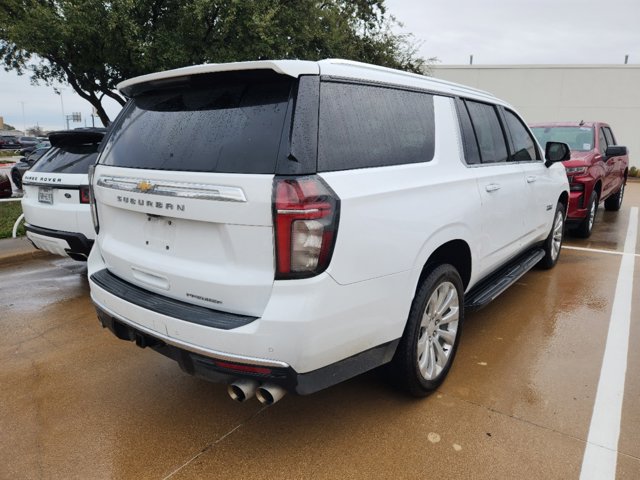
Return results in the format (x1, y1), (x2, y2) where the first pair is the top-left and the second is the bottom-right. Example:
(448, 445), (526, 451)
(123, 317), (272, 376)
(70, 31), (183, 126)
(417, 239), (472, 294)
(558, 190), (569, 214)
(593, 179), (602, 199)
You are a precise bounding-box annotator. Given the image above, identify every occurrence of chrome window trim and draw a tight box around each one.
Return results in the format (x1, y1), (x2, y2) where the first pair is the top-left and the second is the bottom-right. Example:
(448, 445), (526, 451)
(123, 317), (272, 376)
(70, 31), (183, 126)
(96, 175), (247, 203)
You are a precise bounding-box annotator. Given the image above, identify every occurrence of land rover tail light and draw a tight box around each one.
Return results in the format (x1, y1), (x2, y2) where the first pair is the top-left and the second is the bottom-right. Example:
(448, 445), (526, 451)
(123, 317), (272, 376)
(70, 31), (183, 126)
(79, 186), (91, 204)
(273, 176), (340, 279)
(88, 165), (99, 234)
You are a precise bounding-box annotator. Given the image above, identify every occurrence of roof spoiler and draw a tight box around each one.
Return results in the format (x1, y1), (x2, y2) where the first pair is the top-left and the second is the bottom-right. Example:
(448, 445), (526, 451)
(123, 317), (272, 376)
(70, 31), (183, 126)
(48, 129), (106, 147)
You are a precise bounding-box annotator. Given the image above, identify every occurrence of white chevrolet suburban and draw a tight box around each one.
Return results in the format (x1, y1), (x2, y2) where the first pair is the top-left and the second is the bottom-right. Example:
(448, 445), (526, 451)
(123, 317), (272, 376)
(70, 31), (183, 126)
(88, 59), (570, 404)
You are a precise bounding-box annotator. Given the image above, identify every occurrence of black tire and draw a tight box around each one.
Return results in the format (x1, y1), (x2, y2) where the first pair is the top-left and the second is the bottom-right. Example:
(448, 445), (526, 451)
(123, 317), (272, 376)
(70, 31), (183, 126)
(390, 264), (464, 396)
(538, 202), (565, 269)
(604, 182), (625, 211)
(573, 191), (598, 238)
(10, 168), (22, 190)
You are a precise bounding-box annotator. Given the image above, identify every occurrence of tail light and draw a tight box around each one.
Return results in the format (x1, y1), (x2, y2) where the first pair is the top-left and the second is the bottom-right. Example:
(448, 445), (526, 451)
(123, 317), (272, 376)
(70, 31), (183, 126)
(273, 176), (340, 279)
(88, 165), (100, 233)
(79, 186), (91, 204)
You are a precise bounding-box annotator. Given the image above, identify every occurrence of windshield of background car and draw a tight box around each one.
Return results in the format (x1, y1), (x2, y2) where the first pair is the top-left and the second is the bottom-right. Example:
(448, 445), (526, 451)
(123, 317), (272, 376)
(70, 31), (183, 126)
(99, 72), (293, 173)
(531, 126), (594, 152)
(30, 143), (100, 174)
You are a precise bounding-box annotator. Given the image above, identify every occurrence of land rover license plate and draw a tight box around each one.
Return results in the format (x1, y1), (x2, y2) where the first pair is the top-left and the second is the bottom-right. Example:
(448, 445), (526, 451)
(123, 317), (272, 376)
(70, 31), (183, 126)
(38, 187), (53, 204)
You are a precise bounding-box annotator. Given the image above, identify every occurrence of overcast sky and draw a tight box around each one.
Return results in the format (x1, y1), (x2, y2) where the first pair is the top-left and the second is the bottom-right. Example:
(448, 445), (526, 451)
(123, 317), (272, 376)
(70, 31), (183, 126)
(1, 0), (638, 132)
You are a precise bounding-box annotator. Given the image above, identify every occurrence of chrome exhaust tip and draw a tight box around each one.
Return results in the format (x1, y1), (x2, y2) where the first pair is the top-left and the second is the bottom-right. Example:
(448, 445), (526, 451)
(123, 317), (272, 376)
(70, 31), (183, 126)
(256, 384), (286, 405)
(227, 379), (258, 402)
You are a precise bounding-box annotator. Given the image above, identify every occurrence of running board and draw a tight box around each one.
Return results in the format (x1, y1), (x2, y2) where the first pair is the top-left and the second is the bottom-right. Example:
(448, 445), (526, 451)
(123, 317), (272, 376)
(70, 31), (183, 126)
(464, 248), (545, 310)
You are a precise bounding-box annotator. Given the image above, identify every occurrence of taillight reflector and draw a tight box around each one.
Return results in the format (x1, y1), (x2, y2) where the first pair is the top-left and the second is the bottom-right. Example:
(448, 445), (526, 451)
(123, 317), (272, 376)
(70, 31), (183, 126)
(214, 361), (272, 375)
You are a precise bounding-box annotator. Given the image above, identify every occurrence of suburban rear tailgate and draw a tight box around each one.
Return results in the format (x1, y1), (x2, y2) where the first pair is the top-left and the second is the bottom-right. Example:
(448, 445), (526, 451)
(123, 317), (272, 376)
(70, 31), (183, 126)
(93, 70), (295, 317)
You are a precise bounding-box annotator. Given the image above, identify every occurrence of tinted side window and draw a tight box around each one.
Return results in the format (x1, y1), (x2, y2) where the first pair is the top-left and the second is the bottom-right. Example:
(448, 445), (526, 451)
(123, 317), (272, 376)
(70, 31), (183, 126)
(598, 128), (608, 155)
(455, 98), (481, 165)
(30, 145), (100, 174)
(603, 127), (616, 146)
(100, 73), (293, 174)
(465, 101), (508, 164)
(504, 110), (539, 161)
(318, 81), (435, 171)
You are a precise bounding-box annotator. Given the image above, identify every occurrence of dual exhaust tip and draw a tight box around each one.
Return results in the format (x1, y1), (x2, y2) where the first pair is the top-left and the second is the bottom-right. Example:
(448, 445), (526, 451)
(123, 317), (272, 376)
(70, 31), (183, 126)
(227, 379), (286, 405)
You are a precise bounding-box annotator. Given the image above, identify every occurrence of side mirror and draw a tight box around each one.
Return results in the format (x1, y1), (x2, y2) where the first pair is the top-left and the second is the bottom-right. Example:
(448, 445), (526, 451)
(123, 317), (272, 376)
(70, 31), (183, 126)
(605, 145), (627, 157)
(545, 141), (571, 167)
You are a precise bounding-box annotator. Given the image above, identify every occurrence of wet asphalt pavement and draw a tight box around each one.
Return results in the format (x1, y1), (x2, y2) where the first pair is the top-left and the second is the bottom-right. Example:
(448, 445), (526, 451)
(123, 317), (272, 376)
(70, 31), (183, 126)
(1, 183), (639, 479)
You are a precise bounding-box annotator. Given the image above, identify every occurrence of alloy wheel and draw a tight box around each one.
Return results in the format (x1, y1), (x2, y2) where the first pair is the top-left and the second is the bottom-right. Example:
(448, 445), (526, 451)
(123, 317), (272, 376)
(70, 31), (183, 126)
(416, 281), (459, 380)
(619, 184), (625, 207)
(588, 199), (597, 231)
(551, 209), (563, 261)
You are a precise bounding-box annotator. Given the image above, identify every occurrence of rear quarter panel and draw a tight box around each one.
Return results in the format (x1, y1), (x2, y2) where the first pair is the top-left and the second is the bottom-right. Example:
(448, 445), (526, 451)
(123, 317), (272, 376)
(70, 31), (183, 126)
(320, 96), (482, 295)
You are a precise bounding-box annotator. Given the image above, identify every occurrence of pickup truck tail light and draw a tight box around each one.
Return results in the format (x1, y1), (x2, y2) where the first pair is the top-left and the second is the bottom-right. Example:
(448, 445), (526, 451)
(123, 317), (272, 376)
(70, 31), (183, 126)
(273, 176), (340, 279)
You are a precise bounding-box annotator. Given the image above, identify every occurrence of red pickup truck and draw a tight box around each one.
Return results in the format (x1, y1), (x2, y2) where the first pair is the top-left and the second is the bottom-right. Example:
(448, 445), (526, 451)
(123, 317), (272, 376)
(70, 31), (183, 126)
(530, 121), (629, 237)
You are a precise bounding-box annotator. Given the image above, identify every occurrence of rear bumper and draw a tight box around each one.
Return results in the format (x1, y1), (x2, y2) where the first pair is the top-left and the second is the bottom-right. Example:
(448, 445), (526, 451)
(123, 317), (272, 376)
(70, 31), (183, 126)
(87, 239), (410, 393)
(94, 301), (398, 395)
(25, 224), (93, 260)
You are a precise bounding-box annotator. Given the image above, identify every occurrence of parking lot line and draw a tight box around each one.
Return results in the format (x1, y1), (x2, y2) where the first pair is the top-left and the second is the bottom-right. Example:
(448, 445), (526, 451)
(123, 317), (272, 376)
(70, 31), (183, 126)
(562, 245), (640, 258)
(580, 206), (638, 480)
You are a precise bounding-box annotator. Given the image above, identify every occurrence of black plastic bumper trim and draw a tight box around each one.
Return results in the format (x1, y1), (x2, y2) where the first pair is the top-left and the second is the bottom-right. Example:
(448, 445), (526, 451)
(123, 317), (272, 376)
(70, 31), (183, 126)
(90, 269), (258, 330)
(25, 223), (94, 256)
(95, 304), (399, 395)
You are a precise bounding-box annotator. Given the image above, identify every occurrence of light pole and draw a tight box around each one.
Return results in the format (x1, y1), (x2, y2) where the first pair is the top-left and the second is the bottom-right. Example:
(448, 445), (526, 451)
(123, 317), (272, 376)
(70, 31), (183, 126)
(58, 90), (65, 129)
(20, 101), (26, 134)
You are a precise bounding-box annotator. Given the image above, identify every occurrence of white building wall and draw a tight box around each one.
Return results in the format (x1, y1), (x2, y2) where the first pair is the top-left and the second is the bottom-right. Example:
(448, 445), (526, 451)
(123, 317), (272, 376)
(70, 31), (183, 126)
(433, 65), (640, 168)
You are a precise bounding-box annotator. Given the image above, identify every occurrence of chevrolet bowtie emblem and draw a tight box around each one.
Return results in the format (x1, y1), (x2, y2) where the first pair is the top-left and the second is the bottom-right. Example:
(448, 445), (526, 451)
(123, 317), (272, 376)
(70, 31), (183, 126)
(137, 180), (155, 192)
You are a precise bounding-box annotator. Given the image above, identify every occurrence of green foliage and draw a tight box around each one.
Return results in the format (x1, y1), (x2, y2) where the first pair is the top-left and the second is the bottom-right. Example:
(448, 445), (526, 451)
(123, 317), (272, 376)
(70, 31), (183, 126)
(0, 1), (429, 125)
(0, 201), (24, 239)
(629, 166), (638, 177)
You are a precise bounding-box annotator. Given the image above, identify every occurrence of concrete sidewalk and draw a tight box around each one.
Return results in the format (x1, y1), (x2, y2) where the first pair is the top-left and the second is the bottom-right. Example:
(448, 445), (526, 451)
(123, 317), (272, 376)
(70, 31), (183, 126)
(0, 236), (51, 265)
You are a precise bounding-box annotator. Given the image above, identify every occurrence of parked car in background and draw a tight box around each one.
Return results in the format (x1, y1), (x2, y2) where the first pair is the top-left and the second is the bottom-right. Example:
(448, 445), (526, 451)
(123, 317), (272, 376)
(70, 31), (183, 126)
(18, 136), (39, 148)
(21, 128), (105, 260)
(19, 140), (50, 156)
(10, 146), (51, 189)
(0, 173), (12, 198)
(530, 121), (629, 237)
(0, 135), (20, 149)
(88, 59), (570, 404)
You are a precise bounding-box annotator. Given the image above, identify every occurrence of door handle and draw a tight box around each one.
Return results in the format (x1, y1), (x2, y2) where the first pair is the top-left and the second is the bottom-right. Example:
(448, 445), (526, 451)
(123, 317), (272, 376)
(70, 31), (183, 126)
(526, 175), (537, 183)
(485, 183), (501, 192)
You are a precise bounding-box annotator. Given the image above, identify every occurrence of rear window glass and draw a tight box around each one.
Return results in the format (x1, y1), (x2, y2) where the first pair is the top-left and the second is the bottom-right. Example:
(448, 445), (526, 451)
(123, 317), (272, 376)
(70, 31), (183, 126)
(530, 126), (594, 152)
(318, 81), (435, 171)
(30, 144), (99, 174)
(100, 74), (293, 173)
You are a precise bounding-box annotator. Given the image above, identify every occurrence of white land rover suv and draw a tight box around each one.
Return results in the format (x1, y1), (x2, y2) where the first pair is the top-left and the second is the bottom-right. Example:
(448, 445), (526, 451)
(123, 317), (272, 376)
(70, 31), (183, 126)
(22, 129), (106, 261)
(88, 59), (570, 403)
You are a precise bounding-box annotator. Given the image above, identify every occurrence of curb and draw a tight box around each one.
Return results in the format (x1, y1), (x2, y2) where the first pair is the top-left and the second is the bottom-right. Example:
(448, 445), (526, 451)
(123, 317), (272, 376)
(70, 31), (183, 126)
(0, 249), (52, 266)
(0, 238), (53, 266)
